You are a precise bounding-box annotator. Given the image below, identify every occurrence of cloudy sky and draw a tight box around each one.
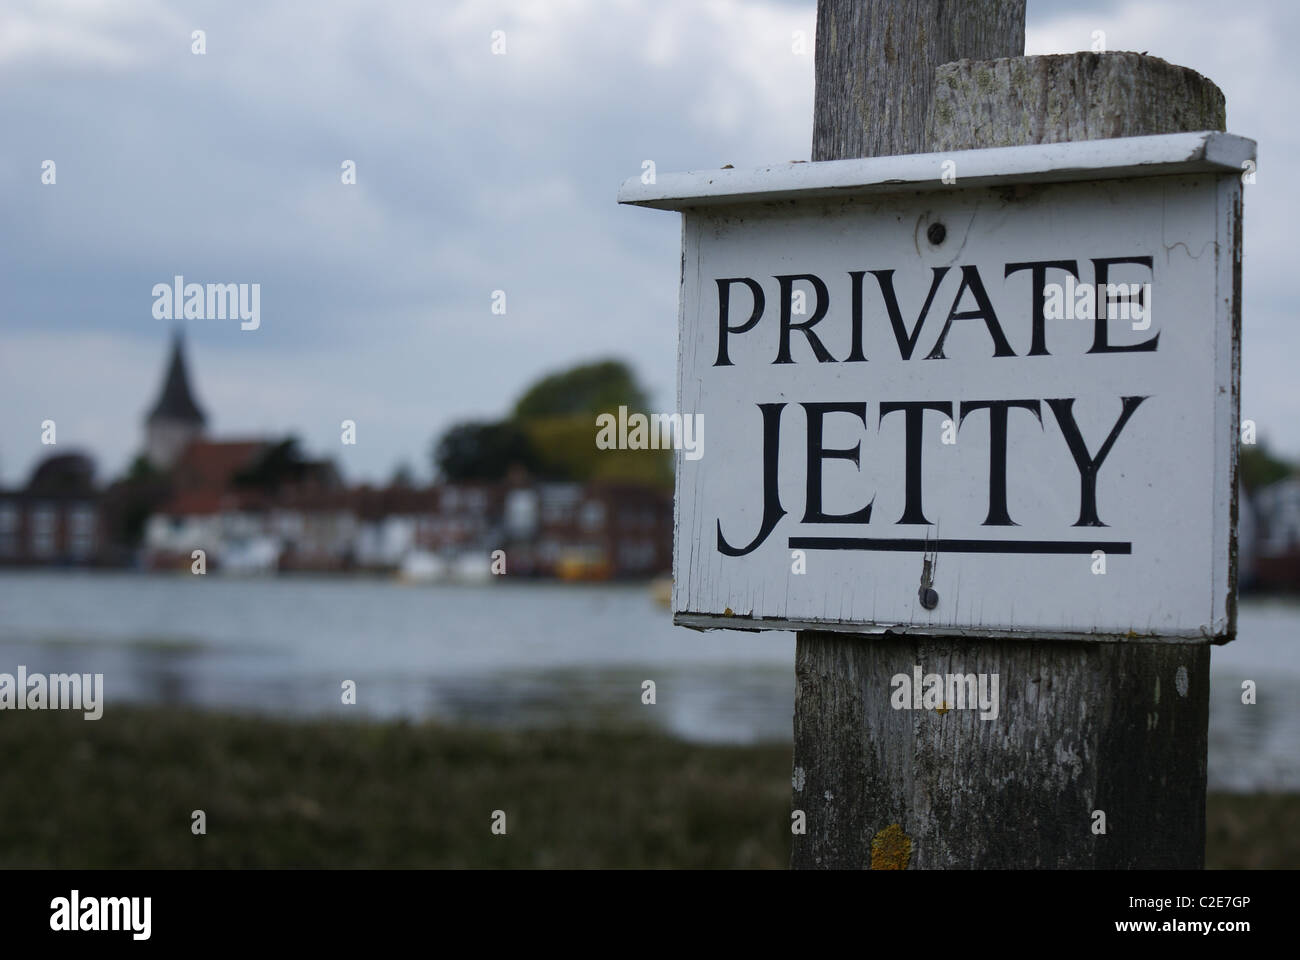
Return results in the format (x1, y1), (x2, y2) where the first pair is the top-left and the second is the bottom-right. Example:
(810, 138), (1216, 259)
(1, 0), (1293, 487)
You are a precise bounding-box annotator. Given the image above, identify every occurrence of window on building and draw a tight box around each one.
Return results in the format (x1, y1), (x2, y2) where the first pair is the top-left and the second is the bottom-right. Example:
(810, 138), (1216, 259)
(0, 502), (18, 557)
(579, 500), (606, 532)
(69, 503), (97, 560)
(31, 503), (57, 558)
(618, 540), (656, 572)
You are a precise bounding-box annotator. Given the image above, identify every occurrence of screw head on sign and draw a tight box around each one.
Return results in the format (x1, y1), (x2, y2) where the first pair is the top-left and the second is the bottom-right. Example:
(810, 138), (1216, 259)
(926, 222), (946, 245)
(919, 587), (939, 610)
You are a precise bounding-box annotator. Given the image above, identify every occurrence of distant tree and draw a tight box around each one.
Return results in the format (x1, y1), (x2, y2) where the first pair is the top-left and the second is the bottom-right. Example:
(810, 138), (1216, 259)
(431, 359), (669, 486)
(389, 462), (417, 488)
(104, 456), (172, 549)
(26, 452), (96, 493)
(1240, 439), (1294, 492)
(521, 415), (672, 488)
(233, 436), (310, 491)
(433, 421), (540, 482)
(511, 359), (669, 486)
(111, 489), (165, 549)
(512, 359), (652, 421)
(123, 454), (160, 483)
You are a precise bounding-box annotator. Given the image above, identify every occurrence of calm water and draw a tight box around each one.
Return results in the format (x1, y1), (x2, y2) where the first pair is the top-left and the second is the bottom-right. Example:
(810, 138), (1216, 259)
(0, 571), (1295, 791)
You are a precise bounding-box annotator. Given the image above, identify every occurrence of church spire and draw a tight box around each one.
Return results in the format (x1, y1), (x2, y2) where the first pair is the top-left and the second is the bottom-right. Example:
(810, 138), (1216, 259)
(147, 327), (206, 426)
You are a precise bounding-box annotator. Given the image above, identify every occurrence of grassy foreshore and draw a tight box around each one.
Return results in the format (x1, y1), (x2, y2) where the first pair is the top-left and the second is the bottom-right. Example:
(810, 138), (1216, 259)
(0, 707), (1293, 868)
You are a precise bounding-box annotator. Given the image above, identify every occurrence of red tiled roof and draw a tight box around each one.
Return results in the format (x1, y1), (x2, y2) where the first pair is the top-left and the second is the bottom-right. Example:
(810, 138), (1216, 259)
(172, 440), (267, 492)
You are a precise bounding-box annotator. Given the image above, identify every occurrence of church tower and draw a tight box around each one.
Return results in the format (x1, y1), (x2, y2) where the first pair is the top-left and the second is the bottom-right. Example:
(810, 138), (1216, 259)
(145, 329), (207, 469)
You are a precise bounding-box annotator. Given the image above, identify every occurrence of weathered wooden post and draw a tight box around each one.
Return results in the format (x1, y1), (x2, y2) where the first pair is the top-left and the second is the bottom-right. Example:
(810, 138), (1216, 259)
(619, 0), (1248, 868)
(798, 2), (1236, 869)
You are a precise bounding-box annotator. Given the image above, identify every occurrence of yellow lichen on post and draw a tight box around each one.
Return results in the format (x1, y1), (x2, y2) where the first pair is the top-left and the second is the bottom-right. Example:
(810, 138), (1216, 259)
(870, 823), (912, 870)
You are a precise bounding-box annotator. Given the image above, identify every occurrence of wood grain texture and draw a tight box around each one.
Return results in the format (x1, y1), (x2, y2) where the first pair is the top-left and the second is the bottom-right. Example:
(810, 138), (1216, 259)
(929, 52), (1226, 151)
(812, 0), (1025, 161)
(794, 21), (1227, 867)
(792, 634), (1210, 868)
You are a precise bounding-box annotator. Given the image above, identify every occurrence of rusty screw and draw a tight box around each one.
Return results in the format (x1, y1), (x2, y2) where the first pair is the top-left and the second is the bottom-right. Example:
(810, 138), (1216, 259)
(919, 586), (939, 610)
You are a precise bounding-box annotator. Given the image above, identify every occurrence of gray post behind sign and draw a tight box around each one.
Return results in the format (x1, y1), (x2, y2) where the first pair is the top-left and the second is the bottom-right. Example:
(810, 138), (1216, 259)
(792, 0), (1231, 868)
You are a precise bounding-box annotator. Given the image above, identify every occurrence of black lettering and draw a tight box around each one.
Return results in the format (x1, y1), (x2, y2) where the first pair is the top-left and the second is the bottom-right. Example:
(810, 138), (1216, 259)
(1003, 260), (1080, 356)
(775, 274), (835, 363)
(846, 271), (868, 362)
(958, 400), (1043, 525)
(717, 402), (787, 555)
(878, 400), (953, 524)
(1087, 257), (1158, 353)
(1045, 396), (1147, 526)
(870, 267), (949, 361)
(714, 277), (764, 367)
(802, 402), (874, 524)
(926, 265), (1017, 359)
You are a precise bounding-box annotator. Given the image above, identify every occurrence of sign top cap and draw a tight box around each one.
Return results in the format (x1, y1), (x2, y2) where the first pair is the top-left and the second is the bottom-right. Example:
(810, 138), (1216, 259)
(619, 131), (1255, 211)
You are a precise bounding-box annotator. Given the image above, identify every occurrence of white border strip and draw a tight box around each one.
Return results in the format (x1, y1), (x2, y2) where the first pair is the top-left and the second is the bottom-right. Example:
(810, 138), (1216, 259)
(619, 132), (1256, 210)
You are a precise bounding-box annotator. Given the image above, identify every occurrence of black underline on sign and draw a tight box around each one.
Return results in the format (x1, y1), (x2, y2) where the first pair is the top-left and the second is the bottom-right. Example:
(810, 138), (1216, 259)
(787, 537), (1132, 555)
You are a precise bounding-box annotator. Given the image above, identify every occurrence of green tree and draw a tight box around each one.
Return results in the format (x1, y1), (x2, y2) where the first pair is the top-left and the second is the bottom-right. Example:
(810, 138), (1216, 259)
(512, 359), (652, 420)
(1240, 439), (1294, 492)
(434, 421), (540, 482)
(124, 454), (160, 483)
(233, 436), (310, 491)
(431, 358), (670, 486)
(389, 462), (417, 488)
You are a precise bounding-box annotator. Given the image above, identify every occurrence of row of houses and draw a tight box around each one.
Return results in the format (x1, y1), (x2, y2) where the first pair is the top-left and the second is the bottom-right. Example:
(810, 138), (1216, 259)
(0, 445), (671, 580)
(139, 441), (670, 578)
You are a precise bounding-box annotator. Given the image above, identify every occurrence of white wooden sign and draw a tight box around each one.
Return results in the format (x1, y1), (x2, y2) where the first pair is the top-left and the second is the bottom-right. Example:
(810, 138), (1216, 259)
(620, 132), (1252, 641)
